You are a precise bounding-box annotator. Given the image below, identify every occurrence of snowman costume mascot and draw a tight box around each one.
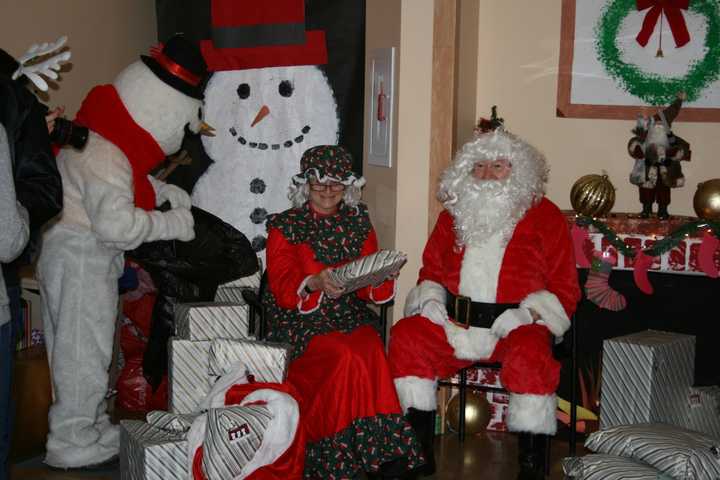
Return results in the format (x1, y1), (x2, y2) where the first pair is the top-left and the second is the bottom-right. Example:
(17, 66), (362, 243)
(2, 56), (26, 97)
(38, 35), (208, 469)
(193, 0), (338, 260)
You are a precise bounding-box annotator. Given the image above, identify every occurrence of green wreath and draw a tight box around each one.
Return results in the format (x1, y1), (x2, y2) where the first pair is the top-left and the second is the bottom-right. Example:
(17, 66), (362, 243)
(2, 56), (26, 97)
(595, 0), (720, 105)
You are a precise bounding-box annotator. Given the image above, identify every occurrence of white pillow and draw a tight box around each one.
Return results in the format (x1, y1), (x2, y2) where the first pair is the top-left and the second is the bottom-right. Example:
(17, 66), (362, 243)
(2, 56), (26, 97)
(585, 423), (720, 480)
(562, 454), (665, 479)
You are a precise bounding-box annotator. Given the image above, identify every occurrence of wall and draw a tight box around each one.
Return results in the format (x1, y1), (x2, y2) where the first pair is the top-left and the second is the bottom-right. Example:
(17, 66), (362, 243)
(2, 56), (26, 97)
(475, 1), (720, 216)
(364, 0), (435, 318)
(1, 0), (157, 115)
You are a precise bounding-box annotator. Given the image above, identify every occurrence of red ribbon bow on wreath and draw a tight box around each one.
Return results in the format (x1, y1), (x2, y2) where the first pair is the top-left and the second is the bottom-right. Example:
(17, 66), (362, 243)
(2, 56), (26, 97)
(636, 0), (691, 48)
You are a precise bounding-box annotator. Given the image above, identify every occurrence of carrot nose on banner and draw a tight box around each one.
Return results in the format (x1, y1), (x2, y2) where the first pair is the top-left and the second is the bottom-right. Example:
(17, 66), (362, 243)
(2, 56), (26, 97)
(251, 105), (270, 127)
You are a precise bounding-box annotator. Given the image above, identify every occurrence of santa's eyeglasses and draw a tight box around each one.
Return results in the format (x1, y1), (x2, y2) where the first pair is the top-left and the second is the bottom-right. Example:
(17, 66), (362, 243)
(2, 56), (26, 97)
(309, 181), (346, 192)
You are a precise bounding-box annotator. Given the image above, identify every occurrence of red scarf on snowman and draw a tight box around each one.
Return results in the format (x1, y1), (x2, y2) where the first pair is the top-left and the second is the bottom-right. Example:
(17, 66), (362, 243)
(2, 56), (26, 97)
(75, 84), (165, 211)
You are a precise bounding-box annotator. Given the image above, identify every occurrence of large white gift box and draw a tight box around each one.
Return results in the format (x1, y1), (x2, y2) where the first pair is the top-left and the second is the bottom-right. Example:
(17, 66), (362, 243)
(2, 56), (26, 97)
(120, 419), (188, 480)
(600, 329), (695, 430)
(208, 338), (292, 383)
(175, 302), (251, 341)
(168, 339), (215, 414)
(214, 269), (262, 304)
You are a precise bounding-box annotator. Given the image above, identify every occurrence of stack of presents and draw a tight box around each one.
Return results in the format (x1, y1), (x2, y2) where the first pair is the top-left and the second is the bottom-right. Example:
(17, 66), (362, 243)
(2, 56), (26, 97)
(564, 330), (720, 479)
(120, 271), (294, 479)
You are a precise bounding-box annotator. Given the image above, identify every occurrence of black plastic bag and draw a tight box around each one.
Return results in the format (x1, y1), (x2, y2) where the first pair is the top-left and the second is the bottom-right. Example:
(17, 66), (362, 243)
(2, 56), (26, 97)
(127, 205), (259, 389)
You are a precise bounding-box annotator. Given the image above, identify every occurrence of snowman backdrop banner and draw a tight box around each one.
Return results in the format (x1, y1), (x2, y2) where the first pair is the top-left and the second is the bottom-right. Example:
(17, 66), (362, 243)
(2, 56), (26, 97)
(159, 0), (365, 259)
(557, 0), (720, 121)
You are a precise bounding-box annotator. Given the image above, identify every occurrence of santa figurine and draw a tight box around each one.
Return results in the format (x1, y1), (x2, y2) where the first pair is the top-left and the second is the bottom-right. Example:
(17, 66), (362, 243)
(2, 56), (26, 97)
(388, 116), (580, 479)
(37, 34), (210, 469)
(628, 92), (691, 220)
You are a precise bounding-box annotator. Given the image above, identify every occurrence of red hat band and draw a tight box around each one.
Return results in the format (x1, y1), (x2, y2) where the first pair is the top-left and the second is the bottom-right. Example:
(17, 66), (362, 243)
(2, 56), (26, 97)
(151, 50), (202, 87)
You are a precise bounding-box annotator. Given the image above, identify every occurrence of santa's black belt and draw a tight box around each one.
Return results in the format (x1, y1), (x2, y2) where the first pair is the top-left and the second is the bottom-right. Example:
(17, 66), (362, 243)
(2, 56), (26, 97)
(446, 291), (519, 328)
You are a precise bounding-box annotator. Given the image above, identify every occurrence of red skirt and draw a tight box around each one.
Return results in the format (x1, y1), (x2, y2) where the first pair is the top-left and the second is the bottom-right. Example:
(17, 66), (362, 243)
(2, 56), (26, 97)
(288, 325), (403, 441)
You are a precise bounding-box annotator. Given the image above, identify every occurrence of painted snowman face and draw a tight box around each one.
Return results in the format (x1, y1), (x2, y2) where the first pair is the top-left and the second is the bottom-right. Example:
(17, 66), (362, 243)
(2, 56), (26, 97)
(202, 65), (339, 162)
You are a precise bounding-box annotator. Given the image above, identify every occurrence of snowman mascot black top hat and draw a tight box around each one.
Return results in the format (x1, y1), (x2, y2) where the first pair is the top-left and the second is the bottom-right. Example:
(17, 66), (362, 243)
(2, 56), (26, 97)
(192, 0), (340, 263)
(37, 34), (209, 470)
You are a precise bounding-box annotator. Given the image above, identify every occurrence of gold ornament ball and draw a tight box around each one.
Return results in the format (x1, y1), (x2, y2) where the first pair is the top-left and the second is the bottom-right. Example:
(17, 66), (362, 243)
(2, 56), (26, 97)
(694, 179), (720, 221)
(445, 392), (491, 435)
(570, 174), (616, 218)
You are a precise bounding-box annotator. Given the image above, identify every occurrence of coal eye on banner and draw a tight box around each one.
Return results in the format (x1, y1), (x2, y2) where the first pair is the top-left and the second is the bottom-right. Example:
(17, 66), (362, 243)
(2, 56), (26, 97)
(279, 80), (294, 97)
(237, 83), (250, 99)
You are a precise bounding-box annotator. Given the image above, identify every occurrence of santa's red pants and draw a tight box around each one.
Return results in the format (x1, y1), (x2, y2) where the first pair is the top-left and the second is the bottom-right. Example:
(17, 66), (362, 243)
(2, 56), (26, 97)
(389, 315), (560, 401)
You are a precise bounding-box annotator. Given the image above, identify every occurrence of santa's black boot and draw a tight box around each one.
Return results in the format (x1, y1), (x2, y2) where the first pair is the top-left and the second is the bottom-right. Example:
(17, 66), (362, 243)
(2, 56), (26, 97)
(640, 203), (653, 218)
(517, 433), (548, 480)
(406, 408), (436, 477)
(657, 204), (670, 220)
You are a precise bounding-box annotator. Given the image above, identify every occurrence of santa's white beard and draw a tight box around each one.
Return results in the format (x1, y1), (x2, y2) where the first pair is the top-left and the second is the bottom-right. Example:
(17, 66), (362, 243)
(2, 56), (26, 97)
(448, 177), (525, 247)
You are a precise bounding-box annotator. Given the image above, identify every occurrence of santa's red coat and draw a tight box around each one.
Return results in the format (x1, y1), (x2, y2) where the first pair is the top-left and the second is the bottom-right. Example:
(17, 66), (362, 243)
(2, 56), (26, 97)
(419, 198), (579, 314)
(388, 198), (581, 433)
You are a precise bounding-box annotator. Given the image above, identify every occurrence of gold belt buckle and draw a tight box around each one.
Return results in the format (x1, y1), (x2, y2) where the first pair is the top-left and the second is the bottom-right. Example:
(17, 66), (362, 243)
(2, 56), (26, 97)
(454, 294), (472, 329)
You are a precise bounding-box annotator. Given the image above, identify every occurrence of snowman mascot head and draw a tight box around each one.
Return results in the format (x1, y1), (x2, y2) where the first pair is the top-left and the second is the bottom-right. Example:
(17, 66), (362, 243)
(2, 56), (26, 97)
(192, 0), (339, 261)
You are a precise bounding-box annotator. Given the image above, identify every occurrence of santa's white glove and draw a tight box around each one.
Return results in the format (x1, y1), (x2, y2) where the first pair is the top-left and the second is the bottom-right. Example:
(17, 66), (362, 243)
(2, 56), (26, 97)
(420, 299), (449, 326)
(156, 183), (192, 210)
(490, 307), (534, 339)
(163, 208), (195, 242)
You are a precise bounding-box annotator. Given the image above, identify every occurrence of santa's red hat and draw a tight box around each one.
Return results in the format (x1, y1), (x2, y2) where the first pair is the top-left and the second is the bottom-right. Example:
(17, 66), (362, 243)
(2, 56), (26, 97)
(201, 0), (327, 72)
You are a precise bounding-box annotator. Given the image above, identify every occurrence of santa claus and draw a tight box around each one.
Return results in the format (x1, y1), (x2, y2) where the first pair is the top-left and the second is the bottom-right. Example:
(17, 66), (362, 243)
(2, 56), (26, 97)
(388, 124), (580, 479)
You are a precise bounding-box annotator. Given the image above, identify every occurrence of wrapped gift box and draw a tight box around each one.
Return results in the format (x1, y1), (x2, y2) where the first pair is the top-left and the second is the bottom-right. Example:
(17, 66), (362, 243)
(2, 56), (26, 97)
(221, 269), (262, 290)
(600, 329), (695, 430)
(449, 366), (503, 389)
(120, 420), (188, 480)
(208, 338), (292, 383)
(175, 302), (251, 341)
(485, 391), (509, 432)
(168, 339), (215, 414)
(686, 386), (720, 441)
(214, 270), (262, 304)
(328, 249), (406, 294)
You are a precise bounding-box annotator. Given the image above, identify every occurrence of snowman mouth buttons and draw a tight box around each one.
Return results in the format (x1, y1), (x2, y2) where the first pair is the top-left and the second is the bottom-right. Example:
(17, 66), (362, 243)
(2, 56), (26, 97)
(233, 125), (312, 150)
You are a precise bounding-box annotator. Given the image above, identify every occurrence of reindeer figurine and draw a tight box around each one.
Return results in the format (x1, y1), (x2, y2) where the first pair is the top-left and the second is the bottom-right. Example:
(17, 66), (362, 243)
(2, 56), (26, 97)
(628, 93), (691, 220)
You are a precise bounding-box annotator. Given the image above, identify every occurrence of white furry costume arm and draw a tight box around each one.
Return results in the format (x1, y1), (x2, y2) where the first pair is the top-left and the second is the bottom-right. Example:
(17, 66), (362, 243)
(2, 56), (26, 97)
(77, 141), (194, 250)
(0, 124), (29, 263)
(148, 175), (192, 209)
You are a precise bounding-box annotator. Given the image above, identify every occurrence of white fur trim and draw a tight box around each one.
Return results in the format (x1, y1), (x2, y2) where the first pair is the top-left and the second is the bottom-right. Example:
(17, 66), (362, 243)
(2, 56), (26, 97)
(520, 290), (570, 337)
(394, 376), (438, 412)
(458, 234), (505, 302)
(370, 279), (397, 304)
(237, 389), (300, 480)
(506, 393), (557, 435)
(404, 280), (446, 317)
(443, 323), (498, 361)
(297, 275), (323, 314)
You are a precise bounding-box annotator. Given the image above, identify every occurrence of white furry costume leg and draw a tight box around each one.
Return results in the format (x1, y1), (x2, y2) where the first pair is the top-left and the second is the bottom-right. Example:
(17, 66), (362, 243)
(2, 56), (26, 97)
(39, 225), (123, 468)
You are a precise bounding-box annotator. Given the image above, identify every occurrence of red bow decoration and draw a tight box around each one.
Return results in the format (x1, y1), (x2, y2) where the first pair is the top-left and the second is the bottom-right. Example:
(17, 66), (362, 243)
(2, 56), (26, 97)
(636, 0), (691, 48)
